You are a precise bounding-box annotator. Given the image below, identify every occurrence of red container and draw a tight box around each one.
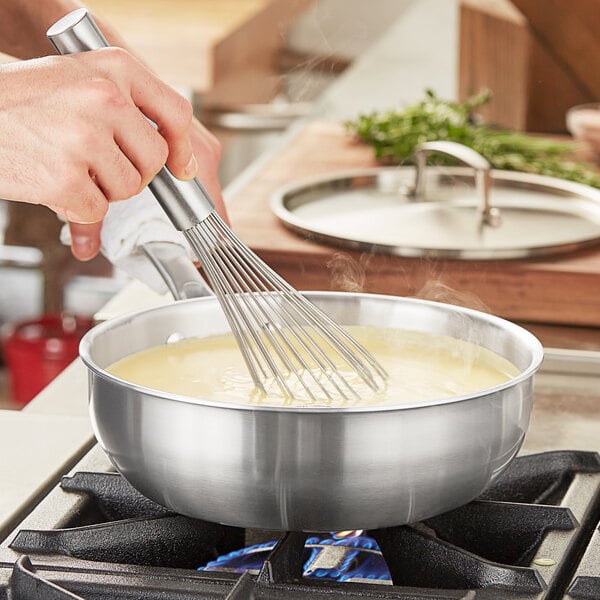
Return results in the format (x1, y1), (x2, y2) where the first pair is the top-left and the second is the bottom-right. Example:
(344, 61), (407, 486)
(2, 314), (93, 407)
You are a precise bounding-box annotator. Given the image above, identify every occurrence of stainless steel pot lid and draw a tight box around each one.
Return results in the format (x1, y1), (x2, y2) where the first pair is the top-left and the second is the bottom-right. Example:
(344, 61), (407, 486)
(270, 141), (600, 259)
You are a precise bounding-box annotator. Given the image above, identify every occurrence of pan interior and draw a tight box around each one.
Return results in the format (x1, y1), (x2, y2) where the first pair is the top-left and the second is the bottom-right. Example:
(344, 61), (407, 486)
(82, 294), (542, 409)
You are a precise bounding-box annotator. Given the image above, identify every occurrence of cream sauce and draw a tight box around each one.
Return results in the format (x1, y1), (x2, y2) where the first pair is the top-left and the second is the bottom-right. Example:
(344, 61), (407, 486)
(107, 326), (519, 408)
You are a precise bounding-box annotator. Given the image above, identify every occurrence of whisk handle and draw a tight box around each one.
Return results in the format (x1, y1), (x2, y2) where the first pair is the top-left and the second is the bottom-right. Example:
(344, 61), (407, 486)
(47, 8), (215, 231)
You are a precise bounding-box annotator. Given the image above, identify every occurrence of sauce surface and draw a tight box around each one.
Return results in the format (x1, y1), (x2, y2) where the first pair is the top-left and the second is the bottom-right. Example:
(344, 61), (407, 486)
(107, 326), (519, 407)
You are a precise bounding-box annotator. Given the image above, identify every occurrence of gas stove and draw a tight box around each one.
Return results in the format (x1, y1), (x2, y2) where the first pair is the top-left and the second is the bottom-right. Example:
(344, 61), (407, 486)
(2, 312), (599, 599)
(1, 445), (599, 599)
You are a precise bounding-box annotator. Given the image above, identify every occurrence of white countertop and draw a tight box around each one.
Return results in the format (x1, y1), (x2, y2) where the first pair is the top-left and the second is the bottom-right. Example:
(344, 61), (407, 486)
(0, 410), (93, 537)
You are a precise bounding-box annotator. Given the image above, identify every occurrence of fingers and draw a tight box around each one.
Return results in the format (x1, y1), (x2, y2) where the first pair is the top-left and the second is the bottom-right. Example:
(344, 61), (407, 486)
(93, 48), (198, 181)
(111, 112), (168, 190)
(0, 49), (224, 267)
(190, 118), (228, 223)
(47, 174), (109, 225)
(130, 77), (197, 180)
(88, 141), (142, 204)
(59, 74), (170, 201)
(101, 99), (171, 194)
(68, 221), (103, 261)
(79, 48), (198, 183)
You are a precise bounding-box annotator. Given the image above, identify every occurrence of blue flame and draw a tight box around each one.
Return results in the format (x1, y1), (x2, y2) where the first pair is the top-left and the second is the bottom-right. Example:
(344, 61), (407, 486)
(200, 531), (391, 584)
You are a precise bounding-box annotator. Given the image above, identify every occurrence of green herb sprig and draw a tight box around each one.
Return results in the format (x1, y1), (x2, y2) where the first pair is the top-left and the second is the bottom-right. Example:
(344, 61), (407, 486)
(346, 89), (600, 188)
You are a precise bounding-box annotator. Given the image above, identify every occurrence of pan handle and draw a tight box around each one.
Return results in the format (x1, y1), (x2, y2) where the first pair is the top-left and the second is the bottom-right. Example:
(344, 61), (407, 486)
(411, 141), (502, 227)
(140, 242), (213, 300)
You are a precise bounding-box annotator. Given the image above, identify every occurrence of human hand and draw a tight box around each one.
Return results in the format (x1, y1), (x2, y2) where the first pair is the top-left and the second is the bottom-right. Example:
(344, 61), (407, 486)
(68, 115), (227, 260)
(0, 47), (222, 259)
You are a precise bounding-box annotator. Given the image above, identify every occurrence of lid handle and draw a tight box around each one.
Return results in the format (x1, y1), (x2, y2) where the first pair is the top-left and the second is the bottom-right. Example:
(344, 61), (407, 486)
(412, 141), (501, 227)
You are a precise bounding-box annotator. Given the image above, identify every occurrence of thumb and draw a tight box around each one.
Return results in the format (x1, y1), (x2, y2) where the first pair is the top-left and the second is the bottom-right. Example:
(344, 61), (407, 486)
(68, 221), (103, 261)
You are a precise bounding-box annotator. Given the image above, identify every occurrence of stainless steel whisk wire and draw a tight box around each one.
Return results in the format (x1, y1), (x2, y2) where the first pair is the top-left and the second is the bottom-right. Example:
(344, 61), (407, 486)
(47, 8), (388, 404)
(185, 213), (388, 401)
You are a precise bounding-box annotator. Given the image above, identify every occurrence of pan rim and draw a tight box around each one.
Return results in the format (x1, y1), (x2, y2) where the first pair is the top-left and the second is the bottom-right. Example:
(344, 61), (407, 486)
(79, 291), (544, 413)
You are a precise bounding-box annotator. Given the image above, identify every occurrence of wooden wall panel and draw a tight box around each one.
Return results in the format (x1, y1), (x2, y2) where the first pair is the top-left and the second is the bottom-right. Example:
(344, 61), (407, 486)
(459, 0), (596, 132)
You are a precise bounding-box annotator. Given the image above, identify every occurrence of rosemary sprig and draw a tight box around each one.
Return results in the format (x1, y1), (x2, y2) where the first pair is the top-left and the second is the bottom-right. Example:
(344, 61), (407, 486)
(346, 89), (600, 188)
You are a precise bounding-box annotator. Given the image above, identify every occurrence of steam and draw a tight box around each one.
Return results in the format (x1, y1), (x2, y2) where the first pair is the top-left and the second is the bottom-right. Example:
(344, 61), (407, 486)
(414, 279), (490, 313)
(325, 253), (494, 379)
(414, 279), (490, 378)
(326, 252), (371, 292)
(326, 251), (491, 317)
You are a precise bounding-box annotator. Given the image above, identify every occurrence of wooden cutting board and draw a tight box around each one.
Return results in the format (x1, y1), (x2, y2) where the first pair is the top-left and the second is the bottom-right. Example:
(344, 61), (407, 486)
(227, 120), (600, 328)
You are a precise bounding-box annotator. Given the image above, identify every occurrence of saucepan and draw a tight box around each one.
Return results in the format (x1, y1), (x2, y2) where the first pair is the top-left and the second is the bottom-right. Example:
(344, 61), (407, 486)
(79, 253), (543, 532)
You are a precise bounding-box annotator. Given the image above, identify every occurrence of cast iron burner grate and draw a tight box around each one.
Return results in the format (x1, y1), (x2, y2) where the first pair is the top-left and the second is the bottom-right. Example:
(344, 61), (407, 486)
(1, 450), (599, 599)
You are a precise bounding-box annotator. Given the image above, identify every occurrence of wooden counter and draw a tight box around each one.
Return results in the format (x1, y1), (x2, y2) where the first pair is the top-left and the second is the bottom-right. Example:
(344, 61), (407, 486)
(228, 120), (600, 329)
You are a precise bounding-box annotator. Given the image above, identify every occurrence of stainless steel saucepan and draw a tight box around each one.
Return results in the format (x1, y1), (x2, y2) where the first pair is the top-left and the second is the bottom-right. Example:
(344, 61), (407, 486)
(80, 276), (543, 532)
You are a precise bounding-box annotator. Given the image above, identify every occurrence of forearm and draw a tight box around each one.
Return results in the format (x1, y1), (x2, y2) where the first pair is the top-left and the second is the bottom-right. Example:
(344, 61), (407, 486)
(0, 0), (129, 59)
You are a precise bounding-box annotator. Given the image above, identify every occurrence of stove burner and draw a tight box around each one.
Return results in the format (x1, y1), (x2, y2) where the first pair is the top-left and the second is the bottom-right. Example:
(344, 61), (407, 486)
(0, 450), (599, 599)
(200, 530), (393, 584)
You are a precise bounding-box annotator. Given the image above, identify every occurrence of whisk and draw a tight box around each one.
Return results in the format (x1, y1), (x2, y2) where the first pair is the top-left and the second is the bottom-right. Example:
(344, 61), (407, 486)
(47, 9), (388, 403)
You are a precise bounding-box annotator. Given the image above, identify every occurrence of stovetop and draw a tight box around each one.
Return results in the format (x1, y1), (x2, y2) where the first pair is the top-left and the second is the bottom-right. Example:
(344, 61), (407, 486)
(0, 447), (599, 599)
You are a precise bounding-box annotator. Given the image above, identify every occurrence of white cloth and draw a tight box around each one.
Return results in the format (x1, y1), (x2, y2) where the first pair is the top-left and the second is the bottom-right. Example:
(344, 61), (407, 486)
(60, 188), (192, 294)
